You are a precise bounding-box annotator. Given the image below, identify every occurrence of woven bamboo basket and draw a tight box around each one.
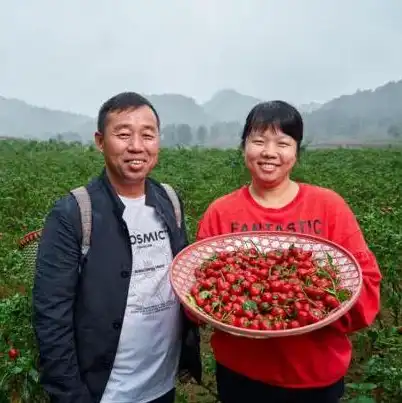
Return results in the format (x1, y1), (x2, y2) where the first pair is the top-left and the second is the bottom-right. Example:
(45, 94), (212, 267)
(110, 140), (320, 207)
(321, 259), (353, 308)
(169, 231), (363, 339)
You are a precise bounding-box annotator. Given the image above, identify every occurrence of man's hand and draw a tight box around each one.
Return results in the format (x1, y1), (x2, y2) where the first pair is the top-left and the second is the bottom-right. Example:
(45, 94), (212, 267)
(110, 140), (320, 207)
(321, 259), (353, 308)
(177, 369), (194, 384)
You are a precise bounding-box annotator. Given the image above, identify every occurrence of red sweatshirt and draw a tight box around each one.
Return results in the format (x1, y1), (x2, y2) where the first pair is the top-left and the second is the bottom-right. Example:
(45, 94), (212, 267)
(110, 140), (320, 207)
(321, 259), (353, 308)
(195, 183), (382, 388)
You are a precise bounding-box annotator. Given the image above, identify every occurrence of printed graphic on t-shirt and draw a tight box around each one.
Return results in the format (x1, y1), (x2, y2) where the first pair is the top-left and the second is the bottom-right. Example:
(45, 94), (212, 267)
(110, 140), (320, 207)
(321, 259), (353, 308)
(127, 225), (176, 316)
(129, 229), (169, 249)
(230, 219), (323, 234)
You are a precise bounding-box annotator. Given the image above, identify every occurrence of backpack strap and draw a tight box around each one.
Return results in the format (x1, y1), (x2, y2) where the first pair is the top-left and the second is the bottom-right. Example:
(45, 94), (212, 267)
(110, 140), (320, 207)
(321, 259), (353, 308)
(161, 183), (182, 229)
(70, 186), (92, 272)
(68, 184), (179, 271)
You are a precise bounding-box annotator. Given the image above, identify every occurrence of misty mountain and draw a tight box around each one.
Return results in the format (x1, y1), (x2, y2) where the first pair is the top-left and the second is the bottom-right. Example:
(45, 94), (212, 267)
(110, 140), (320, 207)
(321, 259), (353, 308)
(1, 79), (402, 146)
(298, 102), (322, 113)
(202, 89), (262, 122)
(148, 94), (212, 126)
(0, 96), (92, 139)
(303, 80), (402, 143)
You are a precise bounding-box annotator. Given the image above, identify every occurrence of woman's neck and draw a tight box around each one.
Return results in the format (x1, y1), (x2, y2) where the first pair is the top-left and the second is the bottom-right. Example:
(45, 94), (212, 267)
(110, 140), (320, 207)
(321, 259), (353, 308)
(249, 177), (299, 208)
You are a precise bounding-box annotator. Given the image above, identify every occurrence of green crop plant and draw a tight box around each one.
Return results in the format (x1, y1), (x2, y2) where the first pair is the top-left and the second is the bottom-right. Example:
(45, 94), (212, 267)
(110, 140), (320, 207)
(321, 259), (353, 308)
(0, 139), (401, 402)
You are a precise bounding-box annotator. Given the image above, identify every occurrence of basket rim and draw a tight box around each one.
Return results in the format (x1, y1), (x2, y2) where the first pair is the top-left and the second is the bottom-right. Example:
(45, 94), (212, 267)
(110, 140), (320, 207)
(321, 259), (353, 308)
(18, 229), (43, 248)
(169, 230), (364, 338)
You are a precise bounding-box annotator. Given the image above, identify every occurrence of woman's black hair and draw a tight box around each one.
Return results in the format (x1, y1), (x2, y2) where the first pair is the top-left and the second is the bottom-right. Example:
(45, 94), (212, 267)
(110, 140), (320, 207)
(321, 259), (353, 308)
(240, 100), (303, 152)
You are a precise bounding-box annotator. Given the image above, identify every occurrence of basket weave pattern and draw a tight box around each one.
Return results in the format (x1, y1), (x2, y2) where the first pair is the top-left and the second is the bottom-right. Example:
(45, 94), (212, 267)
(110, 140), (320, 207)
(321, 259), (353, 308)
(170, 231), (363, 338)
(18, 230), (42, 273)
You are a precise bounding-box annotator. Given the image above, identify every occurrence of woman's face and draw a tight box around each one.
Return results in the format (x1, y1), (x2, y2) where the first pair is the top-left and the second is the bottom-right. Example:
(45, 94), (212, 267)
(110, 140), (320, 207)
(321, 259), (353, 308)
(244, 126), (298, 188)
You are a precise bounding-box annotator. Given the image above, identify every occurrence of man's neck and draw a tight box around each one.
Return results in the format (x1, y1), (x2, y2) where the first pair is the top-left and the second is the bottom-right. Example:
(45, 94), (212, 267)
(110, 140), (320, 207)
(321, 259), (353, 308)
(106, 168), (146, 199)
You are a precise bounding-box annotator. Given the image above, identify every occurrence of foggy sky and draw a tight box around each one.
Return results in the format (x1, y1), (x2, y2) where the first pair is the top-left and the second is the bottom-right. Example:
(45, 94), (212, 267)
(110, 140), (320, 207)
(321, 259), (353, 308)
(1, 0), (401, 117)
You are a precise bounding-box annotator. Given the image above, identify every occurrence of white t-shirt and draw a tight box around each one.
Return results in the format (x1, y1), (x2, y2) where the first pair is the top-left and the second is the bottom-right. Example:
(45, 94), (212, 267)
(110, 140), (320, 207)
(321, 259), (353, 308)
(100, 195), (182, 403)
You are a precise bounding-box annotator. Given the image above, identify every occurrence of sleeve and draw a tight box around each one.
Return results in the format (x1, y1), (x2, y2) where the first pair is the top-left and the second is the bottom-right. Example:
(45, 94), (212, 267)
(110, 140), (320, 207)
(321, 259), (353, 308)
(195, 203), (223, 241)
(32, 198), (93, 403)
(328, 194), (382, 334)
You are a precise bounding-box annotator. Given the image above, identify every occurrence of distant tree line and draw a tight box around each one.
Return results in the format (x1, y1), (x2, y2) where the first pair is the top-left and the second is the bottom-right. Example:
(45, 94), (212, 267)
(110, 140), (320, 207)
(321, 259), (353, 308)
(161, 122), (244, 148)
(50, 122), (245, 148)
(52, 114), (402, 149)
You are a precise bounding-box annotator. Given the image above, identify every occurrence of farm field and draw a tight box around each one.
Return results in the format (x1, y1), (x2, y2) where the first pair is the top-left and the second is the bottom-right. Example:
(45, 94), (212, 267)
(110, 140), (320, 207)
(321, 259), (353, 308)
(0, 139), (401, 402)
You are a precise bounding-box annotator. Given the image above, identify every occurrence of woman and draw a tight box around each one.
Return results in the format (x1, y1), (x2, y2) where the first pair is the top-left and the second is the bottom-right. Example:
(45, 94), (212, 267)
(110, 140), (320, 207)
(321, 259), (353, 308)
(194, 101), (382, 403)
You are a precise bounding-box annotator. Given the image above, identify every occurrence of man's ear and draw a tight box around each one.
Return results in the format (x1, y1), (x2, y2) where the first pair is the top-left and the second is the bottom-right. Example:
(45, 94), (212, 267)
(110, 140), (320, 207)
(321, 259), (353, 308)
(94, 131), (104, 153)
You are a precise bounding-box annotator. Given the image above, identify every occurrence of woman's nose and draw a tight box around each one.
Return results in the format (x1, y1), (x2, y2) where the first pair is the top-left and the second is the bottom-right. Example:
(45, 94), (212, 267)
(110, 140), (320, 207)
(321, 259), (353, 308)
(260, 142), (278, 157)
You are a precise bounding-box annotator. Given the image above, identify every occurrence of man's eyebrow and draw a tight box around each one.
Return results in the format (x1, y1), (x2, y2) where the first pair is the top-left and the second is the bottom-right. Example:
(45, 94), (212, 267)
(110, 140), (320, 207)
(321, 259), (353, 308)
(141, 124), (157, 131)
(113, 123), (131, 130)
(113, 123), (157, 131)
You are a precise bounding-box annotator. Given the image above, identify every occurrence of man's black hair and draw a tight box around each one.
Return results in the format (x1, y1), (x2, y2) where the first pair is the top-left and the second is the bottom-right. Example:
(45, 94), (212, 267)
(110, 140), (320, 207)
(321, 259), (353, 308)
(240, 100), (303, 152)
(97, 91), (160, 133)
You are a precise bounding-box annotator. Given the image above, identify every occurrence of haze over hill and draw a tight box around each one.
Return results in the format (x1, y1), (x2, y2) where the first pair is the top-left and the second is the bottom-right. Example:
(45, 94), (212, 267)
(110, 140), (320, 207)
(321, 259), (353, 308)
(1, 79), (402, 148)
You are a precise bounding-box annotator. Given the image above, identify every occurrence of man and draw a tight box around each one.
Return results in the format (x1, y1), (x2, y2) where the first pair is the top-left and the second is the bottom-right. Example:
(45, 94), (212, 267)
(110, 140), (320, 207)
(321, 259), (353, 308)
(33, 92), (202, 403)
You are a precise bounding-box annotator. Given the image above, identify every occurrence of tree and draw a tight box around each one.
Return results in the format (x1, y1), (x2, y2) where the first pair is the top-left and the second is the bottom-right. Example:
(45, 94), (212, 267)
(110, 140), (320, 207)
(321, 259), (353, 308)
(176, 124), (193, 145)
(161, 124), (177, 147)
(196, 125), (208, 145)
(387, 124), (401, 138)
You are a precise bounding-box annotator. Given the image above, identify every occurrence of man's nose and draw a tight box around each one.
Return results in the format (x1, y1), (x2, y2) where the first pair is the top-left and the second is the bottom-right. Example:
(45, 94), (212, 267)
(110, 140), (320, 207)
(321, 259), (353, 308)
(127, 134), (144, 151)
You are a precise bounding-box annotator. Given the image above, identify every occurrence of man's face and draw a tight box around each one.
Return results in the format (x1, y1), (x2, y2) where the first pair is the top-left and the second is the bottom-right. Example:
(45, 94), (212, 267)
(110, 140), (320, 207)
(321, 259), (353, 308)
(95, 105), (160, 189)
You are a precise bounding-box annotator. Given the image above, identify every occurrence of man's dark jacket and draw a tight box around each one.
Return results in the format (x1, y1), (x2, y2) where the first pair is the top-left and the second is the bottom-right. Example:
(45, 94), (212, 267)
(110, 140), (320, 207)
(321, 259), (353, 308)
(32, 170), (202, 403)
